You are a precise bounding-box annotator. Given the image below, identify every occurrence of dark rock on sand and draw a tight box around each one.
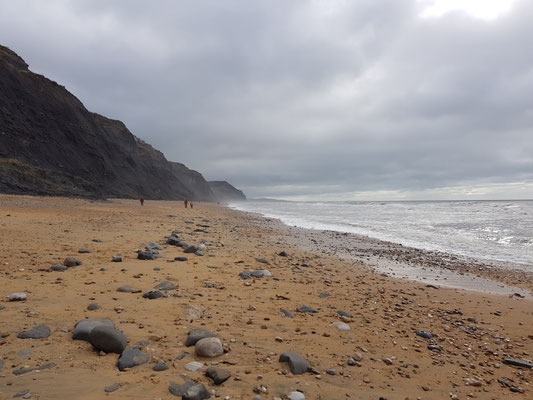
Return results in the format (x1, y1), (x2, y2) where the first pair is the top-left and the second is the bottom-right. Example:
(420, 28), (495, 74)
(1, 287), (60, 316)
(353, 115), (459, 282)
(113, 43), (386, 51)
(143, 291), (165, 299)
(73, 318), (115, 341)
(206, 366), (231, 384)
(12, 363), (55, 375)
(146, 242), (163, 251)
(104, 383), (120, 393)
(337, 310), (353, 318)
(502, 359), (533, 368)
(8, 293), (27, 301)
(17, 325), (50, 339)
(18, 349), (32, 357)
(186, 329), (216, 347)
(428, 345), (442, 351)
(280, 308), (294, 318)
(87, 303), (100, 311)
(239, 270), (272, 279)
(184, 245), (198, 254)
(183, 383), (211, 400)
(256, 258), (269, 264)
(278, 251), (288, 257)
(169, 377), (196, 396)
(78, 248), (90, 253)
(64, 257), (82, 267)
(154, 281), (177, 291)
(112, 256), (122, 262)
(117, 348), (149, 371)
(153, 361), (169, 371)
(89, 325), (127, 354)
(0, 359), (3, 370)
(175, 256), (188, 262)
(416, 330), (433, 339)
(279, 352), (311, 375)
(318, 293), (330, 298)
(137, 250), (160, 260)
(195, 337), (224, 357)
(50, 264), (67, 271)
(299, 305), (318, 314)
(166, 236), (182, 246)
(176, 350), (189, 360)
(195, 250), (204, 256)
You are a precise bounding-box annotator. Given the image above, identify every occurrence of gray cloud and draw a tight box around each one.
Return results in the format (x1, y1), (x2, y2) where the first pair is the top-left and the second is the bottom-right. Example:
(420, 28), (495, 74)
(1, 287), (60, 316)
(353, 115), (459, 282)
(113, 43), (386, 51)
(1, 0), (532, 199)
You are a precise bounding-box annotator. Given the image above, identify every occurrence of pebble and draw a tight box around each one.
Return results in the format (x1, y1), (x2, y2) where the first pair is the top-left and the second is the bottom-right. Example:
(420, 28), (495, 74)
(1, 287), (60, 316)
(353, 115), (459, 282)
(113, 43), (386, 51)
(87, 303), (100, 311)
(186, 329), (216, 346)
(502, 358), (533, 369)
(146, 242), (163, 251)
(279, 352), (311, 374)
(89, 325), (127, 354)
(143, 291), (165, 299)
(153, 361), (169, 371)
(117, 285), (134, 293)
(428, 345), (442, 351)
(64, 257), (82, 267)
(184, 245), (199, 254)
(137, 250), (161, 260)
(117, 348), (149, 370)
(17, 325), (51, 339)
(352, 352), (363, 361)
(183, 383), (211, 400)
(168, 377), (196, 396)
(175, 256), (188, 262)
(50, 265), (67, 271)
(153, 281), (177, 291)
(318, 293), (330, 298)
(347, 357), (356, 366)
(12, 363), (55, 375)
(205, 366), (231, 384)
(184, 361), (204, 371)
(288, 391), (306, 400)
(104, 383), (120, 393)
(331, 322), (350, 331)
(299, 305), (318, 314)
(195, 337), (224, 357)
(78, 248), (90, 253)
(416, 330), (433, 339)
(8, 293), (27, 301)
(279, 251), (288, 257)
(17, 349), (32, 357)
(280, 308), (294, 318)
(111, 256), (122, 262)
(337, 310), (353, 318)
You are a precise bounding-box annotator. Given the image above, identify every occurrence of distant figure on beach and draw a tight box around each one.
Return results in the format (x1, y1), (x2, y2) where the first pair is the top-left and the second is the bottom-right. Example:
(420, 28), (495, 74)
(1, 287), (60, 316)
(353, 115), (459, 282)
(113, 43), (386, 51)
(140, 197), (144, 206)
(184, 199), (188, 208)
(190, 201), (193, 209)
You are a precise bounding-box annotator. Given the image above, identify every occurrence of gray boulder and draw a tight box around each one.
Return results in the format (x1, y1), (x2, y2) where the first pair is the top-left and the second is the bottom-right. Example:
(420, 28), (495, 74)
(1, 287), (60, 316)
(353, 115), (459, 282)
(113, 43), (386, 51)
(205, 366), (231, 384)
(186, 329), (216, 347)
(183, 384), (211, 400)
(50, 264), (67, 271)
(154, 281), (177, 291)
(169, 377), (196, 396)
(8, 293), (27, 301)
(73, 318), (115, 341)
(184, 245), (198, 254)
(64, 257), (82, 267)
(279, 352), (311, 375)
(195, 337), (224, 358)
(137, 250), (160, 260)
(89, 325), (127, 354)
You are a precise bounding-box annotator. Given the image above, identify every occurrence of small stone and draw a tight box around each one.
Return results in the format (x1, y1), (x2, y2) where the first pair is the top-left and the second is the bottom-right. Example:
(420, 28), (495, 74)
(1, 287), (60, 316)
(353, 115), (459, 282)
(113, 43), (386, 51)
(104, 383), (120, 393)
(256, 258), (269, 264)
(183, 383), (211, 400)
(280, 308), (294, 318)
(288, 391), (306, 400)
(143, 291), (165, 299)
(175, 257), (188, 262)
(428, 345), (442, 351)
(87, 303), (100, 311)
(184, 361), (204, 371)
(78, 248), (90, 254)
(347, 357), (356, 366)
(502, 359), (533, 369)
(331, 322), (350, 331)
(416, 330), (433, 339)
(206, 366), (231, 384)
(50, 265), (67, 271)
(154, 281), (177, 291)
(184, 245), (198, 254)
(8, 293), (27, 301)
(117, 285), (134, 293)
(299, 305), (318, 314)
(117, 348), (149, 370)
(146, 242), (163, 251)
(318, 293), (330, 298)
(17, 325), (50, 339)
(137, 250), (160, 260)
(153, 361), (169, 371)
(64, 257), (82, 267)
(195, 337), (224, 358)
(337, 310), (353, 318)
(352, 352), (363, 361)
(111, 256), (122, 262)
(278, 251), (288, 257)
(326, 368), (336, 375)
(168, 377), (196, 396)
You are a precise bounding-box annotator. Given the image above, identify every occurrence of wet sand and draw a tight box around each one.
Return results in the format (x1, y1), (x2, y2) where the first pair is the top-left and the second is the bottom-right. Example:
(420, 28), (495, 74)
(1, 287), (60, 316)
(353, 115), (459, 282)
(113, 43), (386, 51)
(0, 195), (532, 399)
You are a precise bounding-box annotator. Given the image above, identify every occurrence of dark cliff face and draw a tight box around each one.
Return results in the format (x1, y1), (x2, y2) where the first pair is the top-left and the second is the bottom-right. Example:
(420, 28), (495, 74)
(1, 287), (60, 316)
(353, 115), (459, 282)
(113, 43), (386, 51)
(208, 181), (246, 202)
(0, 45), (216, 201)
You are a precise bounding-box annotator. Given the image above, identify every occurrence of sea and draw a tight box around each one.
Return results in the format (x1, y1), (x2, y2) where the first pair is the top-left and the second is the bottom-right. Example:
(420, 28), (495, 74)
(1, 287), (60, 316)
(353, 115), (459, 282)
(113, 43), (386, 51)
(229, 200), (533, 270)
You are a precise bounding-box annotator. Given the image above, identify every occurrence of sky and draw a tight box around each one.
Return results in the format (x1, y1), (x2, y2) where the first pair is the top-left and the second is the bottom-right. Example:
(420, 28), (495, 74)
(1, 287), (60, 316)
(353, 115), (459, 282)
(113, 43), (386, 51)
(1, 0), (532, 200)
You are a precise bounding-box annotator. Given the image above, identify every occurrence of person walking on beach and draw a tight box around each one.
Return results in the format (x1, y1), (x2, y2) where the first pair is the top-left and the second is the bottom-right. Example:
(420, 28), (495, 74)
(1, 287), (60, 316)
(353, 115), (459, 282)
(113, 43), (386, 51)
(190, 201), (193, 209)
(140, 196), (144, 206)
(184, 199), (188, 208)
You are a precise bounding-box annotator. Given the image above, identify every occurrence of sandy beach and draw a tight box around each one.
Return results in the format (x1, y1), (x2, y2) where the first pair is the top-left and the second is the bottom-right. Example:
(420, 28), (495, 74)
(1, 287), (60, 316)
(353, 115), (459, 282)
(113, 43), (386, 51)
(0, 195), (531, 400)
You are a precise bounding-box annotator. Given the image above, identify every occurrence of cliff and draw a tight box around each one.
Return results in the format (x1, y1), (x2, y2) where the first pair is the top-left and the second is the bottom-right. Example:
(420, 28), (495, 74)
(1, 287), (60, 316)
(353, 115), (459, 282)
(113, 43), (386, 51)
(0, 44), (223, 201)
(208, 181), (246, 202)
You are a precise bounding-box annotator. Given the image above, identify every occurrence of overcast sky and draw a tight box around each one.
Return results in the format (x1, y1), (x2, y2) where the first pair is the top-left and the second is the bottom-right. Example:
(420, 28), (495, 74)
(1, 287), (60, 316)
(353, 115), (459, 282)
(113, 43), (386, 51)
(1, 0), (532, 200)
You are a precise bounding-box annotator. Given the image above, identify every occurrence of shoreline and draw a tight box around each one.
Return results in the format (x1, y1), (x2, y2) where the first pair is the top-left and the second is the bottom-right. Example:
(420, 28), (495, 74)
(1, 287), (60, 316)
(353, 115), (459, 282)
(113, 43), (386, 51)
(0, 195), (531, 399)
(230, 206), (533, 297)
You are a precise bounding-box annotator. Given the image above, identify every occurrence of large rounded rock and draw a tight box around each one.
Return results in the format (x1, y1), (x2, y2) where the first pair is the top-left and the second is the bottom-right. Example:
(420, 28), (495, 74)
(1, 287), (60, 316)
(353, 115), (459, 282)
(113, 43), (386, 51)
(279, 352), (311, 375)
(183, 383), (211, 400)
(73, 318), (115, 341)
(117, 348), (149, 371)
(195, 337), (224, 358)
(89, 325), (127, 354)
(64, 258), (82, 267)
(186, 329), (216, 347)
(205, 366), (231, 384)
(8, 293), (27, 301)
